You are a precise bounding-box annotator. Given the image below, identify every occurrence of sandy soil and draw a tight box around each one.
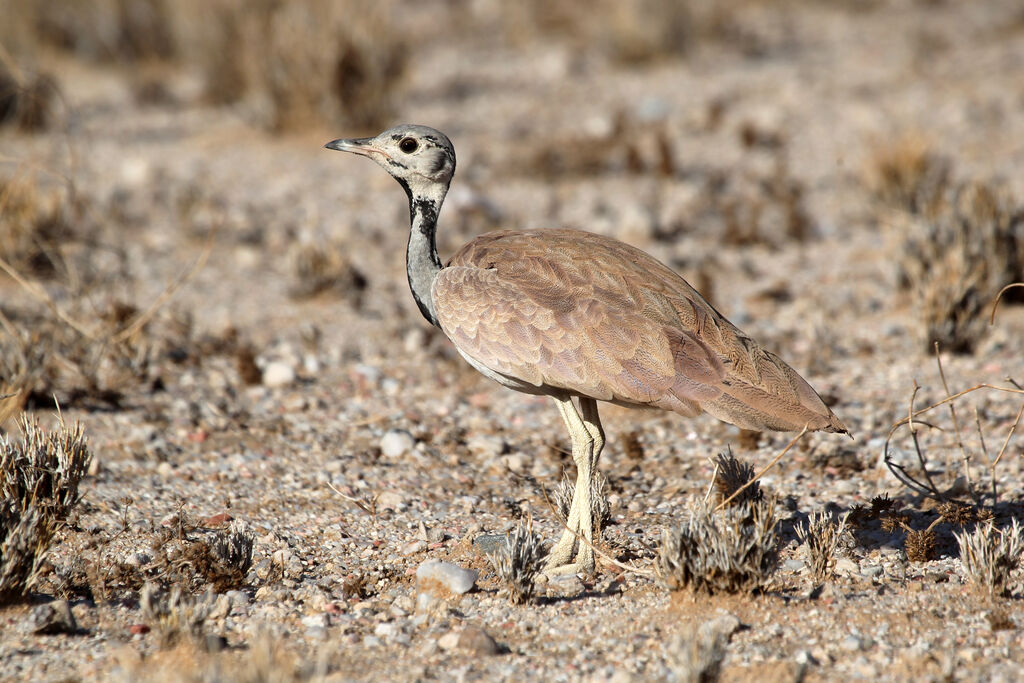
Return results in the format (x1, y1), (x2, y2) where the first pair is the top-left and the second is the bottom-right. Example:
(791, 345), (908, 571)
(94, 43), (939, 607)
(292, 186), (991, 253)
(2, 1), (1024, 681)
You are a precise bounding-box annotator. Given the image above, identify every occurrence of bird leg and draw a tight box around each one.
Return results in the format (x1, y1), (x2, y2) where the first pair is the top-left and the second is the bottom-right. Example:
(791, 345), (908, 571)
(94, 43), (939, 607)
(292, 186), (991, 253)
(544, 396), (605, 577)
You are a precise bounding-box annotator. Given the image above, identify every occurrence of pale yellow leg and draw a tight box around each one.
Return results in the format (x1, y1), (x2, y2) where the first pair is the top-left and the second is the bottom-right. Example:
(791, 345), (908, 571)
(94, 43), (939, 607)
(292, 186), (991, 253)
(544, 396), (605, 576)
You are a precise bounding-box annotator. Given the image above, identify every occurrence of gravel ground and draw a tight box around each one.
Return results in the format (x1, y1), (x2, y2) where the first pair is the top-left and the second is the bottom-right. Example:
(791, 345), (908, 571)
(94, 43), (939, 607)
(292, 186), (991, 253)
(2, 2), (1024, 681)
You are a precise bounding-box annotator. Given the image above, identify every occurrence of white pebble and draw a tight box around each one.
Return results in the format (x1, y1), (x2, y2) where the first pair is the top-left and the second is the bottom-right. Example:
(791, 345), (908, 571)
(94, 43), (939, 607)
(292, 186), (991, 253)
(401, 540), (428, 556)
(380, 430), (415, 458)
(262, 362), (296, 388)
(416, 560), (478, 595)
(467, 434), (505, 458)
(437, 631), (460, 651)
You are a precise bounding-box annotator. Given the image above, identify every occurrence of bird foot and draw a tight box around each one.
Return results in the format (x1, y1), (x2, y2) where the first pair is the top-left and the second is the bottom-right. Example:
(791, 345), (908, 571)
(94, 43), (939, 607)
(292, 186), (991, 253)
(542, 542), (595, 579)
(542, 560), (594, 579)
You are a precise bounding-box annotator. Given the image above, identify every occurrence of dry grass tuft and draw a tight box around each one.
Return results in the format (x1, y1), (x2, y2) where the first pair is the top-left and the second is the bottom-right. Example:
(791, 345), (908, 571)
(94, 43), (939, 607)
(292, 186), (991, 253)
(0, 415), (91, 603)
(955, 520), (1024, 598)
(648, 158), (814, 248)
(867, 136), (950, 214)
(186, 522), (255, 593)
(287, 241), (368, 303)
(904, 527), (938, 562)
(665, 616), (738, 683)
(502, 0), (794, 65)
(657, 496), (779, 595)
(10, 0), (406, 132)
(488, 517), (545, 605)
(188, 0), (406, 131)
(0, 176), (77, 280)
(884, 357), (1024, 506)
(32, 0), (177, 62)
(894, 180), (1024, 353)
(140, 583), (212, 648)
(711, 448), (761, 507)
(554, 469), (611, 538)
(796, 511), (847, 581)
(0, 64), (58, 132)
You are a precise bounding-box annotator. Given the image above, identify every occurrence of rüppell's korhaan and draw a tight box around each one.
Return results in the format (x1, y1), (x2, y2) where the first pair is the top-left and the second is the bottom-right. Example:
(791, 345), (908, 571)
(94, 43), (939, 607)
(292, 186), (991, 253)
(325, 124), (848, 576)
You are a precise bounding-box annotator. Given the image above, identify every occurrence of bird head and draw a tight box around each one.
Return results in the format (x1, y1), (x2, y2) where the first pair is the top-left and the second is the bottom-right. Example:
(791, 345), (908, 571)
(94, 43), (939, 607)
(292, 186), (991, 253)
(325, 124), (456, 193)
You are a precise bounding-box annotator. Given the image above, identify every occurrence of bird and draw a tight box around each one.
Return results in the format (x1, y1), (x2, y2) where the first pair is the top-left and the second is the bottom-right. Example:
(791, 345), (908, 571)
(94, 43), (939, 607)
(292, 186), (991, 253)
(325, 124), (848, 577)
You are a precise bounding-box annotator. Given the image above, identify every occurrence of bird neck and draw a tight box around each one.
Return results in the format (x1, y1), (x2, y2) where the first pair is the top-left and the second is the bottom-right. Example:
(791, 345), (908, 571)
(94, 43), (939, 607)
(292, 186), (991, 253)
(400, 178), (446, 328)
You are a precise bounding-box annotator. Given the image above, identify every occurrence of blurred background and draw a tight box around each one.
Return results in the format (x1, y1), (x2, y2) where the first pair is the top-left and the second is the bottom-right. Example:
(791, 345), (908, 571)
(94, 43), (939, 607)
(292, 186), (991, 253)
(0, 0), (1022, 421)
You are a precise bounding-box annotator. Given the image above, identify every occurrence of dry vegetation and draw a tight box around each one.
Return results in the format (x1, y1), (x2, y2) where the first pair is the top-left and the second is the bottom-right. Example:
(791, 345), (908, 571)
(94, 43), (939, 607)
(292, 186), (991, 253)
(796, 511), (847, 582)
(657, 496), (780, 595)
(0, 416), (91, 602)
(956, 520), (1024, 599)
(487, 516), (545, 605)
(871, 141), (1024, 352)
(0, 0), (1023, 680)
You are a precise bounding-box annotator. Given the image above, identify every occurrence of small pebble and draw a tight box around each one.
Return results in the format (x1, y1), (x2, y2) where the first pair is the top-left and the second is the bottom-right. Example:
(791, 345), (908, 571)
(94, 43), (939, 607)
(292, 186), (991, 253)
(262, 361), (296, 388)
(375, 622), (409, 644)
(467, 434), (505, 458)
(380, 430), (416, 458)
(457, 625), (500, 656)
(438, 631), (460, 651)
(701, 613), (741, 640)
(401, 540), (428, 556)
(835, 558), (858, 574)
(473, 533), (511, 557)
(124, 552), (152, 567)
(301, 614), (328, 630)
(27, 601), (77, 635)
(546, 574), (584, 597)
(416, 560), (478, 595)
(841, 635), (864, 651)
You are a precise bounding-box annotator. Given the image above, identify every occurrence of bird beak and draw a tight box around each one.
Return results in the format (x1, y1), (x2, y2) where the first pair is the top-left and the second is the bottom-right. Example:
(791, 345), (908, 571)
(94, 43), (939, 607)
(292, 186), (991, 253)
(324, 137), (375, 156)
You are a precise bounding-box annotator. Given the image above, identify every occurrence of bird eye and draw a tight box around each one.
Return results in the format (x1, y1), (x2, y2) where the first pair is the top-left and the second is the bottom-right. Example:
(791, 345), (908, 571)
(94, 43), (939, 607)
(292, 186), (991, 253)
(399, 137), (418, 153)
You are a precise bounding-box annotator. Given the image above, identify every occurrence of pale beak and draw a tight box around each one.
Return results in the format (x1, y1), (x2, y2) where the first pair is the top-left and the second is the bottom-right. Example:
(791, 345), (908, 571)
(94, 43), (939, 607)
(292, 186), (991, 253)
(324, 137), (374, 155)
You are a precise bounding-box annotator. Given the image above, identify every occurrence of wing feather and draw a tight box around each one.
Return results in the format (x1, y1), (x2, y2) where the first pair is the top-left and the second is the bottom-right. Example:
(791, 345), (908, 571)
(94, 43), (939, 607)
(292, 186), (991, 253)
(433, 229), (847, 434)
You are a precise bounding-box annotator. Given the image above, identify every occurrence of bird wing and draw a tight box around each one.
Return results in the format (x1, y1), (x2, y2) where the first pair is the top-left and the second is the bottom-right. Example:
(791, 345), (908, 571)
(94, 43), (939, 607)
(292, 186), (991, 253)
(435, 229), (848, 434)
(432, 230), (726, 415)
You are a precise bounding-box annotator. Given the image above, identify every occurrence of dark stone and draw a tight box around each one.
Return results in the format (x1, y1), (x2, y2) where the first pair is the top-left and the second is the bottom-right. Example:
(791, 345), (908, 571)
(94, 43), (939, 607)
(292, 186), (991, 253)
(29, 600), (78, 635)
(457, 625), (500, 656)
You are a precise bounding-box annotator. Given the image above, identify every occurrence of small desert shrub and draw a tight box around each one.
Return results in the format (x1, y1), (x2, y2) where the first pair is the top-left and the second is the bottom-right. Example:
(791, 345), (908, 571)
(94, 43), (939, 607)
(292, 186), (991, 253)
(0, 65), (58, 132)
(199, 522), (256, 592)
(0, 415), (92, 602)
(554, 469), (611, 537)
(488, 517), (545, 605)
(955, 520), (1024, 598)
(32, 0), (177, 62)
(183, 0), (406, 131)
(795, 511), (847, 581)
(893, 179), (1024, 353)
(867, 136), (950, 214)
(665, 616), (738, 683)
(649, 161), (814, 248)
(621, 430), (645, 460)
(0, 176), (78, 279)
(657, 497), (779, 595)
(499, 0), (792, 64)
(287, 241), (368, 303)
(904, 528), (937, 563)
(711, 448), (761, 507)
(140, 583), (212, 647)
(513, 113), (676, 179)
